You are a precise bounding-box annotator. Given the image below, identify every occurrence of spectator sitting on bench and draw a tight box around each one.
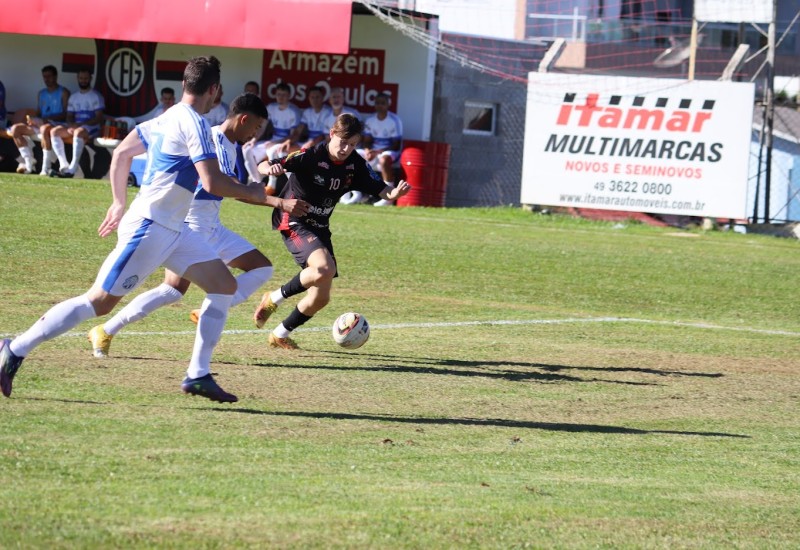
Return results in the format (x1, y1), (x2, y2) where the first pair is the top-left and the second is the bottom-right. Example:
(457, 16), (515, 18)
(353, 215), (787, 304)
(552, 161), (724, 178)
(8, 65), (70, 175)
(49, 69), (105, 178)
(134, 87), (176, 123)
(342, 92), (403, 206)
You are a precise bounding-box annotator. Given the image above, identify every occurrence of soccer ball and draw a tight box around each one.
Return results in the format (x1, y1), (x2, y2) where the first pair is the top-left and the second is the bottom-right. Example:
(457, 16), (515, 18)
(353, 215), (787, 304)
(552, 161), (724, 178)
(332, 312), (370, 349)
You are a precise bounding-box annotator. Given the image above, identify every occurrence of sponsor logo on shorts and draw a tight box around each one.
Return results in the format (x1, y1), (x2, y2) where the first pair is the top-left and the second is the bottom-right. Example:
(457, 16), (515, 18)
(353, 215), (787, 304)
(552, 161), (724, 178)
(122, 275), (139, 290)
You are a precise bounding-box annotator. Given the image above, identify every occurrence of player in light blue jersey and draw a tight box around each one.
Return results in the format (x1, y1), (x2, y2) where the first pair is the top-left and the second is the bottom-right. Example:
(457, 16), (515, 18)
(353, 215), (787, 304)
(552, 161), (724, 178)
(49, 69), (105, 178)
(1, 56), (276, 403)
(87, 93), (309, 357)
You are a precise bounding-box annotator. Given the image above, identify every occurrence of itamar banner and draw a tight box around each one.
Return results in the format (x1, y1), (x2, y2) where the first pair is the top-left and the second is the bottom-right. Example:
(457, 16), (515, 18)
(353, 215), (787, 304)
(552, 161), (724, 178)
(521, 75), (755, 219)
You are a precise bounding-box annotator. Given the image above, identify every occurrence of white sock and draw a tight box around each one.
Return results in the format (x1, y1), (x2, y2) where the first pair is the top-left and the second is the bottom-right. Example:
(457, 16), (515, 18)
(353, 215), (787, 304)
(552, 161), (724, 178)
(103, 283), (184, 335)
(273, 323), (291, 339)
(10, 295), (96, 357)
(187, 293), (232, 379)
(68, 136), (85, 173)
(269, 288), (285, 306)
(231, 266), (273, 308)
(51, 135), (69, 169)
(19, 144), (35, 171)
(41, 149), (56, 173)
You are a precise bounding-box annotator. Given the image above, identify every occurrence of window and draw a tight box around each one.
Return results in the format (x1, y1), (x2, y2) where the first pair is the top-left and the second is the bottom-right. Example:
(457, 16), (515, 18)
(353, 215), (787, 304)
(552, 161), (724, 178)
(463, 101), (497, 136)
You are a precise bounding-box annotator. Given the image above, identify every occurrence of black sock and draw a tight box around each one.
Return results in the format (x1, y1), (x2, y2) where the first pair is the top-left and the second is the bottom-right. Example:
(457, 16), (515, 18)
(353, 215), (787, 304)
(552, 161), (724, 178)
(283, 307), (312, 332)
(280, 273), (306, 299)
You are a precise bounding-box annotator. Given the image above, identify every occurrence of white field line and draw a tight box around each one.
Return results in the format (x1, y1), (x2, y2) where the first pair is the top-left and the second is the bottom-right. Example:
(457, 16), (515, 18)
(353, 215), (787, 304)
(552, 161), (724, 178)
(4, 316), (796, 340)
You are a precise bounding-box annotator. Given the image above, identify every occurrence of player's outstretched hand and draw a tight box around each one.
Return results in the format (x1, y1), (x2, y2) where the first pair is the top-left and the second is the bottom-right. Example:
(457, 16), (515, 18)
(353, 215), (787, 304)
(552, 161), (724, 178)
(98, 203), (125, 237)
(279, 198), (310, 217)
(390, 179), (412, 200)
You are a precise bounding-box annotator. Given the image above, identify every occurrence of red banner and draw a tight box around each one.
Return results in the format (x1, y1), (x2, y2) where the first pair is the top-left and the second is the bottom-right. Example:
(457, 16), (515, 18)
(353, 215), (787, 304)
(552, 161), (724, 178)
(0, 0), (353, 54)
(261, 48), (400, 111)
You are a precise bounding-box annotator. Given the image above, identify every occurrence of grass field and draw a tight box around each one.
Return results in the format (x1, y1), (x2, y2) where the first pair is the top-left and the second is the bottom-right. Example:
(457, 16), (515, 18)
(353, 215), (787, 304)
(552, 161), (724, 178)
(1, 174), (799, 548)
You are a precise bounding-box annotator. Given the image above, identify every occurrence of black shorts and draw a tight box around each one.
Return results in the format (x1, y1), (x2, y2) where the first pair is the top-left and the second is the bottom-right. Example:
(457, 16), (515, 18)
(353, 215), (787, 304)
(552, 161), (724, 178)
(280, 223), (338, 277)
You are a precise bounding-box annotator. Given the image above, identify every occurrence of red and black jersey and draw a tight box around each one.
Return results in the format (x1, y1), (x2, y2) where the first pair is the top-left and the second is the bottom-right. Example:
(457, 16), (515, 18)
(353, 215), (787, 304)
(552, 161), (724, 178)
(271, 141), (385, 231)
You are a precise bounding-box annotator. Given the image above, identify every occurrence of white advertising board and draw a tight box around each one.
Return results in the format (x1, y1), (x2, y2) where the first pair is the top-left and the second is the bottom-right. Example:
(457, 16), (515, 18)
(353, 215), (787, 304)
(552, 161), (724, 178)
(520, 74), (755, 219)
(695, 0), (772, 24)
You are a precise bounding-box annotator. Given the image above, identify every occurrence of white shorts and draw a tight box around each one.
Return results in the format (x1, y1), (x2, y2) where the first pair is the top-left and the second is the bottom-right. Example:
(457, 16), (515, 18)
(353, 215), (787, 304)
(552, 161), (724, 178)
(189, 223), (256, 265)
(94, 216), (219, 296)
(357, 149), (400, 170)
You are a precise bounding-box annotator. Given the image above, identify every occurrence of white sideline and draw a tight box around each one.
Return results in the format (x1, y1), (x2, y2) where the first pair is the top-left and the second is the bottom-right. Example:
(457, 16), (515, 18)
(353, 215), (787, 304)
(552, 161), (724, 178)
(3, 316), (797, 339)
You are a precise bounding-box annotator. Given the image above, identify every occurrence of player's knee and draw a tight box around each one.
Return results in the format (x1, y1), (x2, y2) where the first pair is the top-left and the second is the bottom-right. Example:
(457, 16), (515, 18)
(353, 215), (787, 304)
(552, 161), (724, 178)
(218, 278), (238, 296)
(316, 265), (336, 282)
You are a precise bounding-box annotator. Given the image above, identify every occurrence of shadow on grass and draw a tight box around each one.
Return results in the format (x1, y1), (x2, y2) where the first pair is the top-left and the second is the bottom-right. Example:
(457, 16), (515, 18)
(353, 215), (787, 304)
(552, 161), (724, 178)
(212, 408), (749, 438)
(21, 396), (108, 405)
(320, 351), (724, 378)
(253, 360), (659, 386)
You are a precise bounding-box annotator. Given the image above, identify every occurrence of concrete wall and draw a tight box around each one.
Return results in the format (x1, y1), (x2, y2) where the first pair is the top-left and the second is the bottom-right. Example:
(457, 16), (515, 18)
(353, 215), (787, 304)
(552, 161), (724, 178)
(427, 36), (540, 207)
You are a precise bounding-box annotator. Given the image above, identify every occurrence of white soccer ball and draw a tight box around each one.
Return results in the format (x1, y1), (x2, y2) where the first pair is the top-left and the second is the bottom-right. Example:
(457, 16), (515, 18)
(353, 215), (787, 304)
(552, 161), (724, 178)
(332, 312), (370, 349)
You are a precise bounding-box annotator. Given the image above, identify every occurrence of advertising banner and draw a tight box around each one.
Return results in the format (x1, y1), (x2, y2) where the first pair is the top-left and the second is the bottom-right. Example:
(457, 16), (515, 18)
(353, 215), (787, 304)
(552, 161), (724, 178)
(520, 74), (755, 218)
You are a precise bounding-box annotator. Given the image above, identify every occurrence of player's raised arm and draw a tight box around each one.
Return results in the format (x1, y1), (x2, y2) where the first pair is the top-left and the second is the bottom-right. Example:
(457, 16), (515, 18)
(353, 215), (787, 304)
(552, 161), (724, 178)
(100, 130), (146, 237)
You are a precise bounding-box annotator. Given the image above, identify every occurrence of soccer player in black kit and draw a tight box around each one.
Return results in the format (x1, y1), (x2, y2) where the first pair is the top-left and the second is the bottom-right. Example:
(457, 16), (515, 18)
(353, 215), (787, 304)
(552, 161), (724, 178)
(253, 113), (411, 349)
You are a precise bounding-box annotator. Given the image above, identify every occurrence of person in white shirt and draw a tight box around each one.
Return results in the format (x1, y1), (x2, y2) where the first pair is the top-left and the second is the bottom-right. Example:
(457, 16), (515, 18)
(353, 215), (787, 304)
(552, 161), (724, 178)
(323, 86), (360, 131)
(298, 85), (332, 150)
(48, 69), (105, 178)
(0, 56), (280, 403)
(134, 87), (176, 123)
(203, 83), (229, 127)
(342, 93), (403, 206)
(242, 82), (302, 193)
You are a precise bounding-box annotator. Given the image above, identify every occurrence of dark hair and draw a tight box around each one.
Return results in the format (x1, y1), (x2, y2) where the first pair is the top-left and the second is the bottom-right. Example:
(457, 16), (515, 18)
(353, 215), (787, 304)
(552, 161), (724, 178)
(77, 68), (93, 76)
(245, 81), (260, 93)
(41, 65), (58, 76)
(183, 56), (221, 96)
(331, 113), (362, 140)
(275, 82), (291, 94)
(228, 93), (268, 120)
(308, 85), (325, 96)
(161, 87), (175, 96)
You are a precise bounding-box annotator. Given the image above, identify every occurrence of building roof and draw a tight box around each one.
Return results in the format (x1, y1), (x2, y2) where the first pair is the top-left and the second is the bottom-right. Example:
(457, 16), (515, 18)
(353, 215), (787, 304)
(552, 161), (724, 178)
(753, 104), (800, 145)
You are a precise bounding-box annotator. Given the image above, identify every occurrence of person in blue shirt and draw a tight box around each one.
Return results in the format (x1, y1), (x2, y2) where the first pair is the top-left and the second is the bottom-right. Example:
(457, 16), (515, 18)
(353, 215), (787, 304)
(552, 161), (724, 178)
(8, 65), (70, 174)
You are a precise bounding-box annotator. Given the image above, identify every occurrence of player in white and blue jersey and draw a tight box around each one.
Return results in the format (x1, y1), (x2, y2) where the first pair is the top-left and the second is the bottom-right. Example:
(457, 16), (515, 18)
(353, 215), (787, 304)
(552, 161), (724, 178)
(344, 93), (404, 206)
(1, 56), (279, 404)
(322, 86), (361, 130)
(299, 85), (333, 150)
(87, 93), (309, 356)
(242, 82), (303, 192)
(49, 69), (106, 178)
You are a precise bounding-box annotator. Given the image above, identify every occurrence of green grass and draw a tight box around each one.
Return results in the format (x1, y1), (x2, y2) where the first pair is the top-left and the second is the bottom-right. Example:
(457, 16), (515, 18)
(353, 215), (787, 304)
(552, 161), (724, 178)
(1, 173), (799, 548)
